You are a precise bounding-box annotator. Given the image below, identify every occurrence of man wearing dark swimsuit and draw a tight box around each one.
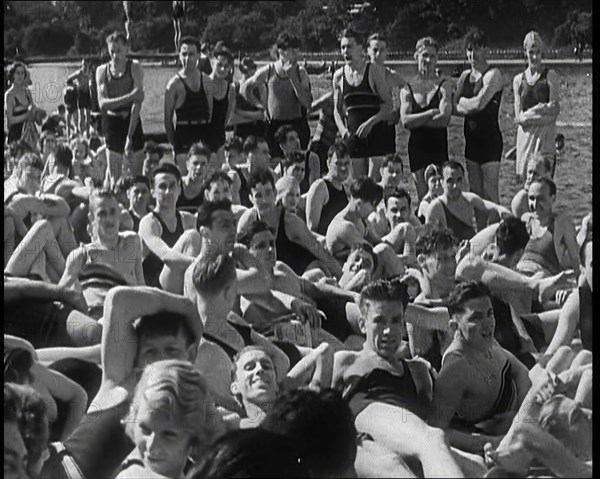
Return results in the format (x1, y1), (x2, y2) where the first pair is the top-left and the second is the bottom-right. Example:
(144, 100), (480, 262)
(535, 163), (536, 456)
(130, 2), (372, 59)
(432, 281), (531, 455)
(426, 161), (510, 241)
(332, 279), (465, 477)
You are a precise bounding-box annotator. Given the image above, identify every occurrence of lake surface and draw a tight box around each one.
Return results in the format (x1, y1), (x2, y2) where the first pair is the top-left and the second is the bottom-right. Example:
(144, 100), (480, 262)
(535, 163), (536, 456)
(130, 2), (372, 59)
(26, 62), (593, 223)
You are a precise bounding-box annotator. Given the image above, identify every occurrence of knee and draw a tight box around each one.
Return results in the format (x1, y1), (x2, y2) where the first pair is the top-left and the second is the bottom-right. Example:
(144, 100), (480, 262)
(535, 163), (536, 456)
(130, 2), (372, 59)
(573, 349), (592, 367)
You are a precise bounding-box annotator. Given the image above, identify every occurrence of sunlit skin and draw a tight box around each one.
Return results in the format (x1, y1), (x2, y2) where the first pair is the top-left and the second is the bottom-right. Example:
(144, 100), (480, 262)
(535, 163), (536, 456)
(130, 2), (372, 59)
(204, 209), (237, 252)
(277, 180), (301, 213)
(359, 300), (405, 360)
(442, 166), (464, 201)
(418, 246), (457, 298)
(524, 160), (551, 190)
(385, 196), (411, 228)
(427, 173), (444, 198)
(248, 229), (277, 272)
(380, 162), (403, 191)
(416, 45), (438, 77)
(449, 296), (496, 348)
(249, 141), (271, 168)
(73, 142), (88, 162)
(345, 249), (375, 276)
(525, 44), (543, 71)
(541, 396), (592, 460)
(142, 153), (161, 179)
(212, 55), (233, 80)
(284, 162), (305, 184)
(152, 172), (181, 210)
(367, 39), (388, 65)
(527, 181), (554, 220)
(204, 179), (233, 203)
(134, 329), (191, 372)
(231, 349), (278, 407)
(42, 134), (58, 157)
(11, 65), (27, 87)
(466, 44), (488, 70)
(582, 241), (592, 292)
(250, 182), (277, 215)
(340, 37), (363, 65)
(225, 149), (243, 168)
(107, 39), (128, 67)
(18, 166), (42, 195)
(89, 196), (121, 245)
(128, 182), (150, 215)
(4, 422), (28, 479)
(328, 153), (351, 183)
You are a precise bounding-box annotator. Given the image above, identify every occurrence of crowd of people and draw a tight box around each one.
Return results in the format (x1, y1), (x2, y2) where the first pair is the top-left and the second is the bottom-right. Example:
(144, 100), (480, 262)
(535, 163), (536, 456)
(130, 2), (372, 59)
(3, 18), (593, 479)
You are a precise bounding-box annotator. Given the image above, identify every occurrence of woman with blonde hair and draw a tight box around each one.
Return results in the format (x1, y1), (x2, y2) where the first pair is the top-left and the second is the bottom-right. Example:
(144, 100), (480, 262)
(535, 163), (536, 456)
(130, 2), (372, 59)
(513, 31), (560, 184)
(117, 359), (216, 479)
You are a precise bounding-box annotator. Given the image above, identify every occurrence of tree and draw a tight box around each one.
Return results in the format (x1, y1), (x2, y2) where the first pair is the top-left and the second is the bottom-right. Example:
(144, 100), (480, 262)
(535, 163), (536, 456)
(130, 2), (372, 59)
(22, 23), (74, 56)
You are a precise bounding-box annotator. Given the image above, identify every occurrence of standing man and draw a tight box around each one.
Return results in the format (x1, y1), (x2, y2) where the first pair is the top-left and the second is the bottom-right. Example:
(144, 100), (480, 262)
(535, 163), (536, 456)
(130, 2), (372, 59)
(164, 36), (212, 175)
(241, 33), (313, 158)
(333, 28), (393, 180)
(96, 31), (145, 185)
(400, 37), (452, 201)
(454, 28), (504, 208)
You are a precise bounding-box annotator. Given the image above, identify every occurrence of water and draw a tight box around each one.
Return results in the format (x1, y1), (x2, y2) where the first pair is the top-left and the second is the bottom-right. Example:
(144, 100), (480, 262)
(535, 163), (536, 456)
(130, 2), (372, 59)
(25, 62), (593, 223)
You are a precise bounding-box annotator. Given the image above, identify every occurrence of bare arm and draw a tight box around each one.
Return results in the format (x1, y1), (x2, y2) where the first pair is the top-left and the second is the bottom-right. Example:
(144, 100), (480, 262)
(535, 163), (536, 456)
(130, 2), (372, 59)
(138, 214), (195, 270)
(58, 247), (85, 294)
(9, 194), (70, 219)
(307, 152), (320, 188)
(164, 77), (179, 148)
(36, 344), (102, 366)
(405, 303), (451, 332)
(332, 69), (348, 137)
(452, 71), (470, 116)
(543, 290), (580, 356)
(240, 66), (269, 108)
(126, 62), (144, 138)
(5, 276), (67, 303)
(456, 69), (503, 114)
(400, 86), (436, 129)
(95, 64), (143, 112)
(306, 180), (328, 232)
(287, 66), (313, 111)
(4, 91), (30, 125)
(554, 214), (580, 272)
(468, 192), (511, 219)
(366, 63), (393, 123)
(282, 342), (334, 391)
(426, 81), (452, 127)
(310, 91), (333, 112)
(424, 199), (447, 229)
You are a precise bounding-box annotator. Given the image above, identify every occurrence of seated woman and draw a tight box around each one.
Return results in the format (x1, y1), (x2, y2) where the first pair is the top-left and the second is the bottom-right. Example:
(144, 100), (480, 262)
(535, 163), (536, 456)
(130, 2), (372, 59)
(59, 188), (145, 319)
(115, 359), (218, 479)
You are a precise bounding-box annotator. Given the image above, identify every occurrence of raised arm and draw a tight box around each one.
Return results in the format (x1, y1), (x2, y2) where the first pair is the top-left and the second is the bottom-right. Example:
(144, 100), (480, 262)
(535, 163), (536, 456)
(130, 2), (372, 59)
(332, 69), (348, 138)
(240, 65), (269, 108)
(10, 193), (70, 220)
(138, 214), (195, 270)
(282, 342), (334, 391)
(306, 179), (328, 232)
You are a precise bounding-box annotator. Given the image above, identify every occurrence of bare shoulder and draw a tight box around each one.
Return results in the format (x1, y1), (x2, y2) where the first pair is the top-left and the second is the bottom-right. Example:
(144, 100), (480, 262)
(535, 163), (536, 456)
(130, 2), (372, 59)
(333, 67), (344, 85)
(334, 349), (359, 369)
(166, 74), (183, 91)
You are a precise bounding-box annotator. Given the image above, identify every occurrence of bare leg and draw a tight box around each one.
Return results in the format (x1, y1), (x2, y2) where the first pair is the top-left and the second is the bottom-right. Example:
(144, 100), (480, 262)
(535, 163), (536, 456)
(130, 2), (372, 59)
(5, 219), (65, 281)
(159, 229), (202, 294)
(574, 367), (592, 408)
(570, 349), (592, 369)
(368, 156), (384, 182)
(354, 403), (465, 478)
(66, 310), (103, 347)
(537, 309), (560, 348)
(106, 149), (124, 189)
(411, 168), (428, 202)
(355, 439), (417, 478)
(481, 162), (500, 204)
(49, 216), (78, 259)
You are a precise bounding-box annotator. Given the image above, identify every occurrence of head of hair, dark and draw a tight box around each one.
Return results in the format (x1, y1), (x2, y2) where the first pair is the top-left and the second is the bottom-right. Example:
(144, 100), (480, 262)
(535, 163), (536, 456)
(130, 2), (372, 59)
(339, 27), (363, 46)
(381, 152), (403, 172)
(179, 36), (202, 53)
(243, 135), (268, 155)
(385, 186), (411, 209)
(224, 135), (243, 153)
(282, 150), (305, 170)
(495, 216), (530, 256)
(367, 32), (385, 45)
(15, 152), (43, 177)
(135, 311), (197, 346)
(442, 160), (465, 175)
(212, 42), (234, 64)
(248, 167), (275, 192)
(328, 138), (348, 160)
(274, 124), (297, 146)
(151, 161), (182, 184)
(4, 348), (34, 385)
(532, 177), (557, 196)
(196, 199), (232, 228)
(143, 140), (163, 158)
(106, 31), (128, 45)
(463, 27), (488, 50)
(8, 61), (28, 83)
(358, 279), (410, 314)
(446, 281), (491, 317)
(276, 32), (301, 50)
(191, 253), (237, 298)
(237, 219), (275, 247)
(262, 388), (357, 477)
(349, 177), (383, 205)
(424, 163), (441, 181)
(349, 242), (378, 272)
(53, 143), (74, 171)
(188, 142), (212, 160)
(415, 228), (457, 256)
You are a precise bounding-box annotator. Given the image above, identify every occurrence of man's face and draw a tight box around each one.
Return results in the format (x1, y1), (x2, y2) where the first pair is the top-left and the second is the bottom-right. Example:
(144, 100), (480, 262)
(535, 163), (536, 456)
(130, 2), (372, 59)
(187, 154), (209, 181)
(419, 246), (457, 296)
(466, 44), (487, 68)
(212, 55), (232, 79)
(135, 329), (191, 370)
(278, 181), (301, 213)
(442, 166), (464, 200)
(281, 131), (301, 155)
(341, 37), (362, 63)
(360, 300), (405, 359)
(90, 196), (120, 242)
(152, 172), (181, 208)
(344, 248), (375, 276)
(284, 162), (305, 184)
(251, 182), (276, 213)
(328, 153), (351, 181)
(133, 400), (193, 479)
(416, 46), (438, 73)
(249, 229), (277, 272)
(143, 153), (161, 178)
(367, 39), (388, 64)
(4, 422), (28, 479)
(380, 162), (403, 189)
(525, 44), (543, 67)
(427, 173), (443, 197)
(179, 43), (199, 70)
(251, 142), (271, 166)
(128, 182), (150, 211)
(452, 296), (496, 345)
(385, 196), (410, 228)
(527, 182), (554, 217)
(107, 39), (127, 63)
(280, 47), (299, 66)
(18, 166), (41, 194)
(206, 209), (237, 252)
(525, 161), (550, 189)
(231, 349), (278, 406)
(73, 142), (87, 161)
(205, 180), (232, 203)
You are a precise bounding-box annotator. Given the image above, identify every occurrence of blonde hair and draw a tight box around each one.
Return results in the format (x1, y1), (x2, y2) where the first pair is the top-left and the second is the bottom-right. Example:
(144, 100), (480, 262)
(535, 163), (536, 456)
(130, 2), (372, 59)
(125, 360), (215, 457)
(414, 36), (438, 58)
(523, 30), (544, 50)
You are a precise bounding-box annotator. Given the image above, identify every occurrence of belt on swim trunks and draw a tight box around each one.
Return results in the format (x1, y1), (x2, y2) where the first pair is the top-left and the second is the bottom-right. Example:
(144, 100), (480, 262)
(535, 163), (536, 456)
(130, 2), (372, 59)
(176, 120), (209, 125)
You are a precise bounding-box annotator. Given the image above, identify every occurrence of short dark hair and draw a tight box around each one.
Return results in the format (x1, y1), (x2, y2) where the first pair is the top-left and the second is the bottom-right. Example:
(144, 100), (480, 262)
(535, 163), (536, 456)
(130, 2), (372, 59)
(282, 150), (305, 170)
(495, 217), (530, 257)
(262, 389), (357, 477)
(531, 177), (557, 196)
(385, 186), (411, 209)
(196, 199), (232, 228)
(39, 129), (56, 152)
(339, 28), (363, 46)
(248, 167), (275, 192)
(275, 125), (297, 146)
(179, 36), (202, 52)
(15, 152), (43, 176)
(10, 139), (33, 161)
(53, 143), (73, 170)
(212, 42), (234, 64)
(224, 136), (243, 153)
(243, 135), (268, 155)
(349, 177), (383, 205)
(203, 170), (233, 189)
(415, 228), (457, 256)
(446, 281), (491, 317)
(143, 140), (163, 158)
(463, 27), (488, 50)
(276, 33), (301, 50)
(442, 160), (465, 175)
(89, 188), (119, 214)
(135, 311), (197, 346)
(328, 139), (348, 160)
(237, 220), (275, 247)
(359, 279), (410, 315)
(151, 162), (182, 184)
(4, 348), (34, 385)
(188, 142), (212, 160)
(192, 253), (237, 297)
(349, 243), (378, 272)
(367, 32), (386, 45)
(106, 31), (128, 45)
(8, 61), (27, 83)
(381, 153), (403, 172)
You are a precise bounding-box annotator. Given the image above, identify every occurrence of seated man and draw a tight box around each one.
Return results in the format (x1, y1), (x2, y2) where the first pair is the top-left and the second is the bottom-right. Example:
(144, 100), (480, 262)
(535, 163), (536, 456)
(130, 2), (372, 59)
(272, 124), (320, 193)
(275, 152), (307, 219)
(138, 162), (201, 292)
(59, 189), (145, 319)
(121, 175), (151, 232)
(237, 167), (342, 278)
(201, 170), (247, 223)
(331, 279), (467, 478)
(432, 281), (531, 455)
(517, 178), (580, 277)
(426, 160), (510, 241)
(237, 219), (356, 345)
(511, 152), (553, 219)
(306, 139), (350, 237)
(417, 163), (443, 222)
(40, 144), (84, 211)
